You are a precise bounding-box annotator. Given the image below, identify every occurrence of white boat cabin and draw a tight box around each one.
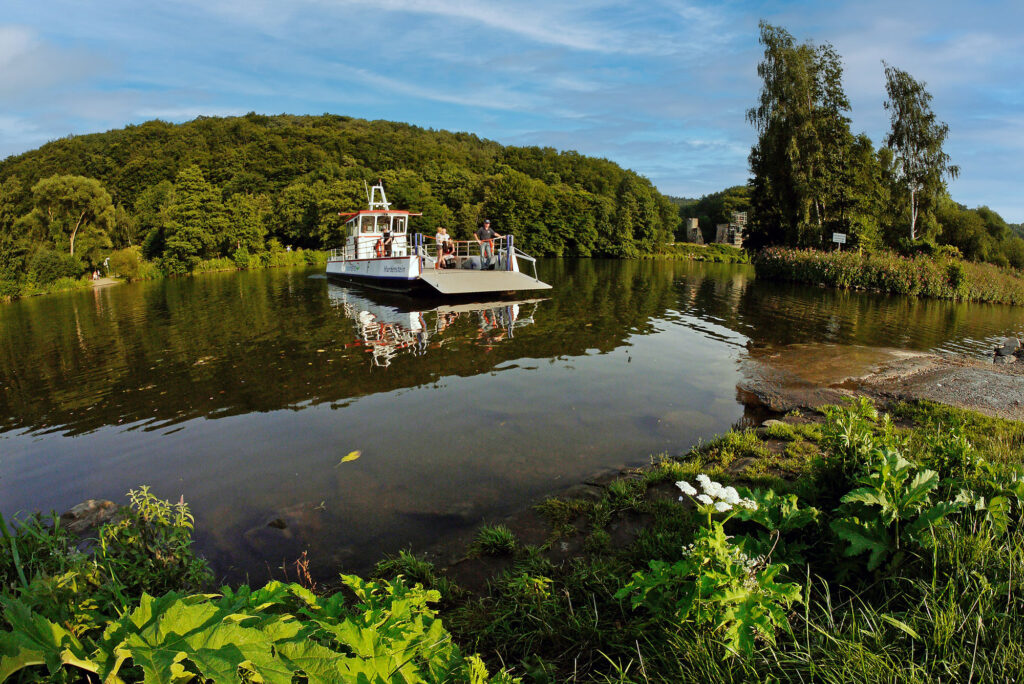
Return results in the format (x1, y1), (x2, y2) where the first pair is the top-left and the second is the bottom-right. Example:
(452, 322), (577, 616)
(339, 184), (418, 259)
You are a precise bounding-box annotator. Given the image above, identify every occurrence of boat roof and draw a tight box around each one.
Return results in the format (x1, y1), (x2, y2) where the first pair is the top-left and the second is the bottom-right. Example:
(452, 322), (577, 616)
(340, 210), (422, 220)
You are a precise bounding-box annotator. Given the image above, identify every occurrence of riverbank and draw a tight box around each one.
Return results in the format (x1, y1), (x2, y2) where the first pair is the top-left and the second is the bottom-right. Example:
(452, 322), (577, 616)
(755, 247), (1024, 305)
(0, 249), (328, 304)
(654, 242), (750, 263)
(3, 343), (1022, 681)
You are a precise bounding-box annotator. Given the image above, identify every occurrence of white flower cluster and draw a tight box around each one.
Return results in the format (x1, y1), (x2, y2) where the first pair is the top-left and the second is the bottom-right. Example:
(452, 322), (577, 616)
(676, 474), (758, 512)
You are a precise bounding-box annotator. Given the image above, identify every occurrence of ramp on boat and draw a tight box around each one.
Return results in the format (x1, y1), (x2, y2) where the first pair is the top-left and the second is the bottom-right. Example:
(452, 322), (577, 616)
(418, 269), (551, 295)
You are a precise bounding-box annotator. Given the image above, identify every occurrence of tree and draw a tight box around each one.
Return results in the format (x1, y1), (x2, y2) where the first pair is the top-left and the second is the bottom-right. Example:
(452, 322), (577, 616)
(883, 63), (959, 242)
(161, 165), (226, 273)
(26, 175), (114, 256)
(747, 23), (856, 248)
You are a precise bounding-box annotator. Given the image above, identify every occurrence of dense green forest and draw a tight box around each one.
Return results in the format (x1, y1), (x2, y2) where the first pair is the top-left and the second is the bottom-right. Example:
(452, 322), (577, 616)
(0, 114), (679, 293)
(727, 22), (1024, 269)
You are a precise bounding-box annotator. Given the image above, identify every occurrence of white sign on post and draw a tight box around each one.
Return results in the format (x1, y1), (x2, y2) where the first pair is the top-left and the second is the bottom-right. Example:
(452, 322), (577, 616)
(832, 232), (847, 244)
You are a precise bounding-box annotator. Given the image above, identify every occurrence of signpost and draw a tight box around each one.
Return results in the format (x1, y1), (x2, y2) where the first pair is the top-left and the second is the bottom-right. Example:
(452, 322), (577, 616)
(832, 232), (847, 250)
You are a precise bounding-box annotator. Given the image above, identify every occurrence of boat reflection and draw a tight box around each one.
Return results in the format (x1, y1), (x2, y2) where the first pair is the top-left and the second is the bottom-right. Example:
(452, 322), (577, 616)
(326, 284), (544, 367)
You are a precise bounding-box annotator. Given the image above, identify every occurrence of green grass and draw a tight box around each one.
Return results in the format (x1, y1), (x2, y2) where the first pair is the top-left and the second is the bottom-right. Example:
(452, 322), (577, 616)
(472, 524), (518, 556)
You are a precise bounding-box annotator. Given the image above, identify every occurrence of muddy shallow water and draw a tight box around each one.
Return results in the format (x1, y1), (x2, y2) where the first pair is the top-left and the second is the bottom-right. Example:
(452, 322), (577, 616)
(1, 259), (1021, 580)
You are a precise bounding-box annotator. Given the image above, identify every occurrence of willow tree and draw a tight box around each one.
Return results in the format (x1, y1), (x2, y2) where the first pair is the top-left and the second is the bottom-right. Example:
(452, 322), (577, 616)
(883, 63), (959, 242)
(747, 22), (856, 248)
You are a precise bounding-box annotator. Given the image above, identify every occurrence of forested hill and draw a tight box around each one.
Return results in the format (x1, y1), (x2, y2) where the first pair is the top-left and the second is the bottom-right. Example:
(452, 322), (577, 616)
(0, 113), (679, 276)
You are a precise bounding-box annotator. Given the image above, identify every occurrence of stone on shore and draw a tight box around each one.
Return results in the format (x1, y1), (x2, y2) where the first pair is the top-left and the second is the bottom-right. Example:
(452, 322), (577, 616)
(995, 337), (1021, 357)
(993, 354), (1017, 365)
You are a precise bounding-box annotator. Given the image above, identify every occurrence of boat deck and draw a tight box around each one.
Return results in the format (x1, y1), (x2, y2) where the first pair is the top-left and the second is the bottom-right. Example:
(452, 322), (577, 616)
(418, 269), (551, 295)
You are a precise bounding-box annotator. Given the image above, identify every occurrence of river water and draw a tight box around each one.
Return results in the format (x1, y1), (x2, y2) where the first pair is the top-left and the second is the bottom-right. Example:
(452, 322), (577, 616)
(1, 260), (1021, 580)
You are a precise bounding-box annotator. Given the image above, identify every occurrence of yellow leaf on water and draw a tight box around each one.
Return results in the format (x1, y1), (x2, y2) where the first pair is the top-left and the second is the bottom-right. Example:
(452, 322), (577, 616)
(336, 450), (362, 465)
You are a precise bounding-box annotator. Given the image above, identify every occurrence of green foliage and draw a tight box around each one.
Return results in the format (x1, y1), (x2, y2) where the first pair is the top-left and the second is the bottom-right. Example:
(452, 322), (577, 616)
(107, 245), (146, 281)
(616, 523), (801, 656)
(831, 448), (963, 571)
(0, 576), (502, 683)
(25, 175), (114, 259)
(883, 63), (959, 242)
(0, 113), (679, 297)
(24, 249), (83, 284)
(755, 247), (1024, 304)
(472, 525), (517, 556)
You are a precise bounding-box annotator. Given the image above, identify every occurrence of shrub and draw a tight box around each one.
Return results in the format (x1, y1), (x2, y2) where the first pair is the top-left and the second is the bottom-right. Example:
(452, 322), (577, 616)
(754, 247), (1024, 305)
(107, 246), (147, 281)
(26, 249), (82, 284)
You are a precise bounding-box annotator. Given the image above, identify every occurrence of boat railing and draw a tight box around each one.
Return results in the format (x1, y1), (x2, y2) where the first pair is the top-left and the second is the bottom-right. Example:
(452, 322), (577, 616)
(416, 235), (539, 277)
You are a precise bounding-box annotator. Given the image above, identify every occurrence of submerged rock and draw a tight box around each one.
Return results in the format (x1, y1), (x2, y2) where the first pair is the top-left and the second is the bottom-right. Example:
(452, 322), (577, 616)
(60, 499), (119, 535)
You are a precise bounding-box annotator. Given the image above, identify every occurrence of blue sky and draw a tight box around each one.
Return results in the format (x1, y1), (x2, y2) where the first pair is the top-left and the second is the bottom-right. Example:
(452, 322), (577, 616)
(2, 1), (1022, 221)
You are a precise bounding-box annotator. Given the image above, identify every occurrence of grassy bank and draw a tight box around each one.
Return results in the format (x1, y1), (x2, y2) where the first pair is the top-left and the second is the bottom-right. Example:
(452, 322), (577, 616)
(0, 276), (95, 303)
(654, 242), (750, 264)
(755, 247), (1024, 305)
(0, 249), (328, 304)
(3, 399), (1023, 681)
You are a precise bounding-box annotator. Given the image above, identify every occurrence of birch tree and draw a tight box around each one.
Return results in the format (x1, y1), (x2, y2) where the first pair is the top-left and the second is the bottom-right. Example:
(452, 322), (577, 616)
(883, 64), (959, 241)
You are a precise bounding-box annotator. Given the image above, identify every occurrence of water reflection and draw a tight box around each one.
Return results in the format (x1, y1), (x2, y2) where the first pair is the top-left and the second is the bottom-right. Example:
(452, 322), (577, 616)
(326, 285), (542, 367)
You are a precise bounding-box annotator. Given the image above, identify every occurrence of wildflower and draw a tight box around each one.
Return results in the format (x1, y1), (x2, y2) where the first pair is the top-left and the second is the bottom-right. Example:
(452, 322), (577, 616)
(676, 480), (697, 496)
(738, 498), (758, 511)
(697, 494), (714, 506)
(714, 501), (732, 513)
(696, 473), (712, 490)
(720, 486), (740, 505)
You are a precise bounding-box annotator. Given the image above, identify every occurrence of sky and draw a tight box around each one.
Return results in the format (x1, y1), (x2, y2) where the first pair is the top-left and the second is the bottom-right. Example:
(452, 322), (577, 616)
(1, 1), (1022, 221)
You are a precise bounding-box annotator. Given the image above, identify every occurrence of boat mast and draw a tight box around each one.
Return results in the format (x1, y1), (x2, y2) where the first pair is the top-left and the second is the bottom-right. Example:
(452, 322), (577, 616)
(368, 180), (391, 211)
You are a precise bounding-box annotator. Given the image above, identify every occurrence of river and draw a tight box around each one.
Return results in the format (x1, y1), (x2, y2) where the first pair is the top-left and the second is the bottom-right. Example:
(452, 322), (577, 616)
(1, 259), (1021, 580)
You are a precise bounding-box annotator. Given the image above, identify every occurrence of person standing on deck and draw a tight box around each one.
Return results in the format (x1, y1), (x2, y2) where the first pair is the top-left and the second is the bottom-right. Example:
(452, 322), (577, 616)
(434, 227), (451, 269)
(475, 219), (501, 265)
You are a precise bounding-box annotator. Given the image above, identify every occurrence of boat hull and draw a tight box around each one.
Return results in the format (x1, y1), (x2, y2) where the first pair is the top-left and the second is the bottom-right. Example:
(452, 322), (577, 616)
(325, 255), (424, 291)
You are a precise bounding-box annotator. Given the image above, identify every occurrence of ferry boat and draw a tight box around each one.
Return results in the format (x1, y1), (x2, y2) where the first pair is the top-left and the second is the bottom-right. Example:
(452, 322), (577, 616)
(325, 182), (551, 295)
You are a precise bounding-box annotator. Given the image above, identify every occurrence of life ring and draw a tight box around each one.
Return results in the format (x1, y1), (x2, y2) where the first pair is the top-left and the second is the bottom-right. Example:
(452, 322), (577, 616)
(375, 239), (384, 257)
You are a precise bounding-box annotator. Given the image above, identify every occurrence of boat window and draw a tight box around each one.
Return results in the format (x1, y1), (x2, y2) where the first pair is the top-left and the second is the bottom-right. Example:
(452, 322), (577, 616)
(361, 216), (375, 234)
(377, 215), (391, 232)
(394, 217), (406, 234)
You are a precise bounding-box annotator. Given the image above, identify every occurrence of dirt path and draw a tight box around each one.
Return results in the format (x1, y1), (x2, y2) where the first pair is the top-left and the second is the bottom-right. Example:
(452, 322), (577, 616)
(738, 343), (1024, 421)
(91, 277), (121, 288)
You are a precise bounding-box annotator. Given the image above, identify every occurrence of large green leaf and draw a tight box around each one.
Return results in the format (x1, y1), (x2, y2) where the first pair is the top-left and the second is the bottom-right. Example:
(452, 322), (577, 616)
(899, 469), (940, 510)
(0, 596), (96, 681)
(831, 517), (892, 571)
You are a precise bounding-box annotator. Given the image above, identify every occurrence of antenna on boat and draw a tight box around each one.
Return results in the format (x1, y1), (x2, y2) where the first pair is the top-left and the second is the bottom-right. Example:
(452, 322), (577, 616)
(367, 179), (391, 211)
(363, 180), (371, 206)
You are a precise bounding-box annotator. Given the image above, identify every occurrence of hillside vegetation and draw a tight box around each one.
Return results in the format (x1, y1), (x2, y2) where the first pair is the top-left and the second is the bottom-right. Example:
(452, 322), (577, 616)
(0, 114), (679, 293)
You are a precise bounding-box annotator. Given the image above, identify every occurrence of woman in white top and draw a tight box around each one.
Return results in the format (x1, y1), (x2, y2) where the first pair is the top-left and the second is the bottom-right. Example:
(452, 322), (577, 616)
(434, 227), (452, 269)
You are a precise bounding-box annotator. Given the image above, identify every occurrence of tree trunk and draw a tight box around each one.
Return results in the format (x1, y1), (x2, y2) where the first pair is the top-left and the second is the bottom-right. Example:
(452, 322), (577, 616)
(908, 187), (917, 242)
(70, 211), (86, 255)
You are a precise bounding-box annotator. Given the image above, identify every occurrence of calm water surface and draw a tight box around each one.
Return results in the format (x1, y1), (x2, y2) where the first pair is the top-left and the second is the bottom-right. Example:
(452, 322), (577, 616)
(1, 260), (1021, 579)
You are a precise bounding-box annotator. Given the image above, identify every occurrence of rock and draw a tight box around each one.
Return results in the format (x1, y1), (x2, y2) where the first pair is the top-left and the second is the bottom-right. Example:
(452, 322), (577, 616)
(726, 457), (757, 475)
(559, 484), (604, 502)
(995, 338), (1021, 357)
(993, 354), (1017, 365)
(267, 517), (288, 530)
(60, 500), (119, 535)
(760, 419), (787, 429)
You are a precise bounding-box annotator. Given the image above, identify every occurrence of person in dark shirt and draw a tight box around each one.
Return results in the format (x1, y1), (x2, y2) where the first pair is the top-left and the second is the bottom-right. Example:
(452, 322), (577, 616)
(381, 224), (394, 257)
(475, 219), (502, 264)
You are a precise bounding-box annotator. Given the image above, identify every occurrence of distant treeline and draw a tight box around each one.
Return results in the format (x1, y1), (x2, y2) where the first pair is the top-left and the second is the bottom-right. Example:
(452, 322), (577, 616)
(0, 113), (679, 290)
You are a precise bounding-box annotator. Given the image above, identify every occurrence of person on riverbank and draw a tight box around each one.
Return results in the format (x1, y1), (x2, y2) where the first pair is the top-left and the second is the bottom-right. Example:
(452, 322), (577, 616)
(475, 219), (501, 266)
